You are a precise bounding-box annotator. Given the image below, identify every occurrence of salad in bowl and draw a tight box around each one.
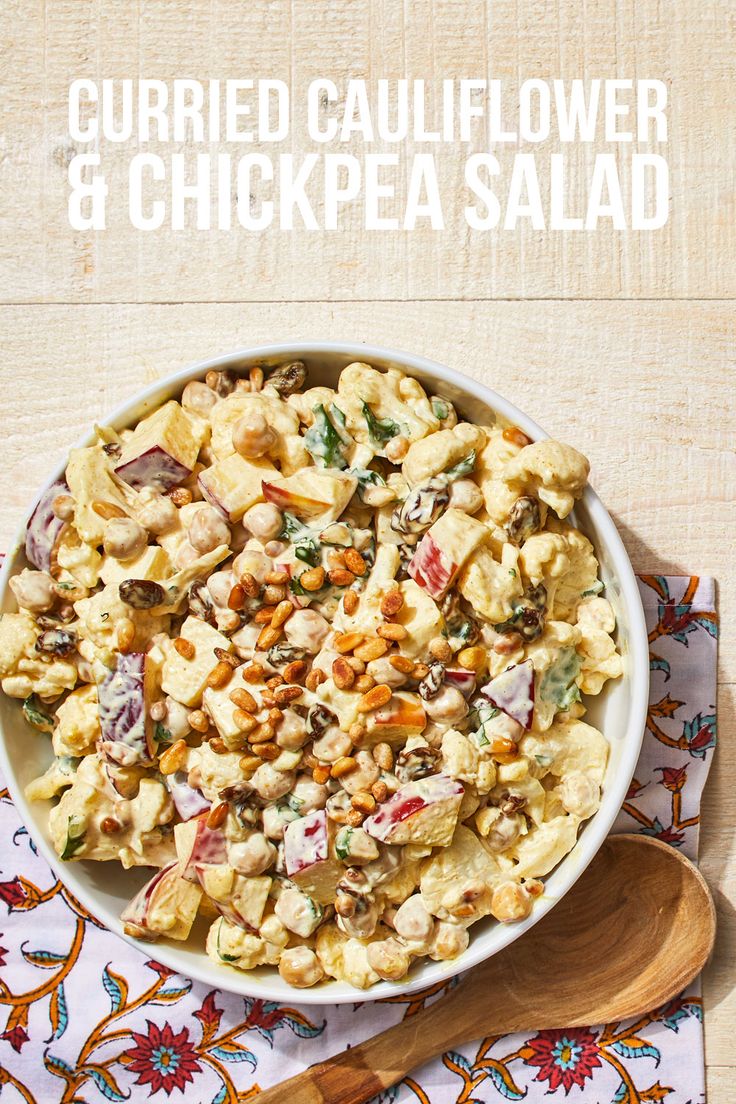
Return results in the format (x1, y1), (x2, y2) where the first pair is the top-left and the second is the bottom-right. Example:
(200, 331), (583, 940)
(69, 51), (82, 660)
(0, 352), (633, 993)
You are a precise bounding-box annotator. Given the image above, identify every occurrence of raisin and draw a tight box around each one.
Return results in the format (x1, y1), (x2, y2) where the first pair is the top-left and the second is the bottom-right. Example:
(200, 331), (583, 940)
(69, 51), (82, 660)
(119, 579), (165, 610)
(266, 360), (307, 396)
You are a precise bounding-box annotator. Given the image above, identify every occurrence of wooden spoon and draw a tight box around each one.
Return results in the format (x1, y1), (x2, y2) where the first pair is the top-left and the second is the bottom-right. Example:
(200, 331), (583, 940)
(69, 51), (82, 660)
(256, 834), (715, 1104)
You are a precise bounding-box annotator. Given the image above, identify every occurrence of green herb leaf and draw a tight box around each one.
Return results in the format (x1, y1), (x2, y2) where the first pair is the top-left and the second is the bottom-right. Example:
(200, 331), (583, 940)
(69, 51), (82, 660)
(582, 580), (605, 597)
(335, 826), (353, 861)
(216, 920), (239, 962)
(22, 696), (54, 733)
(295, 538), (321, 566)
(444, 450), (476, 481)
(154, 722), (173, 745)
(60, 815), (86, 860)
(305, 404), (349, 470)
(539, 647), (583, 710)
(432, 399), (449, 421)
(361, 402), (400, 445)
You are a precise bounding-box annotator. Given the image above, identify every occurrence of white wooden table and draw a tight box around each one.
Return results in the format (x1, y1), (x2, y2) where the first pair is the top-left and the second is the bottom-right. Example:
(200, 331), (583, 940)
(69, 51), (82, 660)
(1, 2), (734, 1097)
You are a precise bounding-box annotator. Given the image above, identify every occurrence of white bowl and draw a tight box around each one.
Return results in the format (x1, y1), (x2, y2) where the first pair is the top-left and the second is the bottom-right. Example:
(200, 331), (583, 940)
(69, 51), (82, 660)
(0, 342), (648, 1004)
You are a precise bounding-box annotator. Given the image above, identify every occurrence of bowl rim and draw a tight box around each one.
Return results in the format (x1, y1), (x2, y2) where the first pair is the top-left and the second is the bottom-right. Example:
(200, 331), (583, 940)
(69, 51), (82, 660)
(0, 340), (649, 1005)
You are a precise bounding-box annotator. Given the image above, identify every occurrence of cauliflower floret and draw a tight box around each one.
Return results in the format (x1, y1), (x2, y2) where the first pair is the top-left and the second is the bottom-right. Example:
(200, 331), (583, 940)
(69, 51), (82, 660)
(0, 612), (77, 700)
(441, 728), (480, 785)
(521, 718), (609, 787)
(526, 621), (583, 731)
(576, 597), (623, 694)
(546, 522), (601, 620)
(336, 364), (438, 452)
(52, 684), (100, 757)
(402, 423), (486, 486)
(315, 922), (387, 989)
(206, 916), (276, 970)
(74, 585), (169, 668)
(66, 445), (142, 544)
(509, 814), (580, 879)
(55, 528), (103, 588)
(476, 427), (525, 524)
(420, 825), (505, 923)
(502, 440), (589, 519)
(458, 542), (522, 623)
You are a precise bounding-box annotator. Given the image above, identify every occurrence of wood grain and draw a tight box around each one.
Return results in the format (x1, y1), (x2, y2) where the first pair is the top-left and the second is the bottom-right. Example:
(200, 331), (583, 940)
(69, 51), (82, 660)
(0, 0), (734, 302)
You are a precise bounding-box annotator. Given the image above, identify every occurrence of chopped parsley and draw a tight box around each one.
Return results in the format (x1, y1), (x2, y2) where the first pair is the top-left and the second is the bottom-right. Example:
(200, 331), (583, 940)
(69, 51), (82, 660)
(304, 404), (350, 470)
(60, 815), (86, 860)
(362, 401), (400, 444)
(444, 450), (476, 481)
(22, 696), (54, 733)
(432, 399), (449, 421)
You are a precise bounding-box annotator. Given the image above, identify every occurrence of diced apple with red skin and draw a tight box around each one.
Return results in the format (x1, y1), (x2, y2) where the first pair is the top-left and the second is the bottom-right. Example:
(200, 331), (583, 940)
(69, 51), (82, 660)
(165, 771), (211, 821)
(408, 509), (488, 600)
(364, 692), (427, 744)
(175, 815), (228, 883)
(363, 774), (464, 847)
(262, 470), (357, 524)
(115, 401), (202, 492)
(121, 860), (202, 942)
(481, 659), (535, 730)
(444, 667), (477, 697)
(198, 453), (276, 522)
(283, 809), (343, 905)
(25, 478), (68, 572)
(97, 652), (156, 767)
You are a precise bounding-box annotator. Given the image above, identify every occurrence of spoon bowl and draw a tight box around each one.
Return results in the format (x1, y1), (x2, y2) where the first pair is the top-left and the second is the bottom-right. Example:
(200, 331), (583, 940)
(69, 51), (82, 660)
(256, 834), (716, 1104)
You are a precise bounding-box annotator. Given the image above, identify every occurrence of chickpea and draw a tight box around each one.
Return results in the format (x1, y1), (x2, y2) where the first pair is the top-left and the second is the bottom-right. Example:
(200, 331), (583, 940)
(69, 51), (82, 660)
(340, 751), (380, 796)
(182, 380), (218, 417)
(259, 913), (290, 950)
(275, 887), (323, 937)
(394, 894), (434, 944)
(278, 946), (325, 988)
(251, 763), (296, 802)
(312, 727), (353, 764)
(365, 656), (408, 689)
(137, 493), (178, 535)
(284, 609), (330, 654)
(325, 790), (353, 824)
(9, 569), (55, 613)
(207, 569), (235, 609)
(276, 708), (309, 750)
(232, 411), (277, 459)
(557, 771), (600, 819)
(423, 685), (468, 725)
(233, 548), (271, 584)
(291, 777), (329, 812)
(227, 832), (277, 876)
(264, 539), (288, 558)
(51, 493), (75, 521)
(243, 502), (283, 543)
(336, 897), (379, 939)
(103, 517), (147, 561)
(429, 921), (469, 961)
(188, 506), (231, 555)
(491, 881), (534, 923)
(366, 938), (411, 981)
(449, 478), (484, 514)
(262, 803), (300, 840)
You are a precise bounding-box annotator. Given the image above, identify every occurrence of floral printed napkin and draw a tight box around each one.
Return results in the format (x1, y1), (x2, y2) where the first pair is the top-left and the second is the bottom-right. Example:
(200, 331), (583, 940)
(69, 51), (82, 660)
(0, 575), (716, 1104)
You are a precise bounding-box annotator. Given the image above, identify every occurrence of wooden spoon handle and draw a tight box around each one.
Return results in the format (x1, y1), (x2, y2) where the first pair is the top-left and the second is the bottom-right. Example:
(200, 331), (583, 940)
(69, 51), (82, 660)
(254, 1001), (450, 1104)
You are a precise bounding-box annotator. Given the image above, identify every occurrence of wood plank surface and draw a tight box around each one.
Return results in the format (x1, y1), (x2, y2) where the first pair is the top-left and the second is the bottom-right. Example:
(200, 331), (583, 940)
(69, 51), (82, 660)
(1, 0), (734, 302)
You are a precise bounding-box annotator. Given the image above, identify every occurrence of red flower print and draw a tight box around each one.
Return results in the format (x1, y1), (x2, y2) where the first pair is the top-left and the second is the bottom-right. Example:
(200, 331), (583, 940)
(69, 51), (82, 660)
(125, 1021), (201, 1095)
(657, 765), (688, 793)
(1, 1025), (29, 1052)
(526, 1027), (602, 1094)
(0, 879), (26, 909)
(146, 959), (174, 979)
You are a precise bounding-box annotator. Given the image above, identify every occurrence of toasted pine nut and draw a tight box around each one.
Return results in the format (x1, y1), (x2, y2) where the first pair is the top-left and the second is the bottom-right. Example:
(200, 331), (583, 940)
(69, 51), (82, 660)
(239, 754), (262, 772)
(248, 722), (275, 744)
(457, 646), (486, 672)
(385, 435), (410, 462)
(298, 566), (325, 592)
(263, 583), (287, 605)
(377, 623), (407, 641)
(100, 816), (121, 834)
(266, 674), (285, 689)
(354, 638), (388, 663)
(328, 568), (355, 587)
(261, 690), (277, 707)
(412, 662), (430, 680)
(354, 674), (376, 694)
(256, 623), (282, 650)
(256, 742), (280, 760)
(356, 683), (392, 713)
(429, 637), (453, 663)
(265, 570), (289, 585)
(283, 659), (308, 684)
(332, 657), (356, 690)
(92, 500), (126, 520)
(207, 661), (234, 690)
(233, 708), (258, 733)
(345, 808), (365, 827)
(380, 590), (404, 617)
(268, 707), (283, 725)
(343, 548), (367, 576)
(502, 425), (533, 449)
(242, 662), (265, 683)
(168, 486), (193, 507)
(271, 600), (294, 628)
(207, 801), (229, 829)
(209, 737), (228, 754)
(230, 687), (257, 712)
(228, 583), (245, 610)
(149, 700), (167, 722)
(159, 739), (188, 775)
(348, 721), (366, 744)
(334, 631), (364, 653)
(372, 742), (394, 771)
(345, 655), (365, 673)
(351, 791), (376, 815)
(305, 668), (326, 691)
(343, 590), (359, 615)
(493, 633), (523, 655)
(249, 365), (264, 391)
(116, 618), (135, 653)
(187, 710), (210, 734)
(174, 636), (195, 660)
(254, 606), (278, 623)
(327, 549), (347, 570)
(371, 780), (389, 803)
(312, 764), (331, 784)
(389, 654), (415, 674)
(215, 647), (239, 668)
(240, 571), (260, 598)
(331, 756), (357, 778)
(490, 739), (518, 757)
(274, 684), (303, 705)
